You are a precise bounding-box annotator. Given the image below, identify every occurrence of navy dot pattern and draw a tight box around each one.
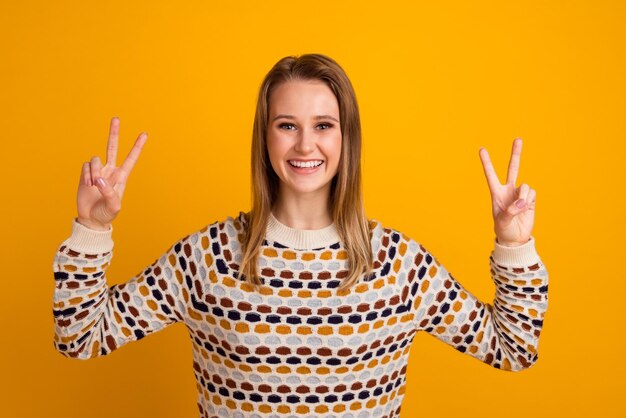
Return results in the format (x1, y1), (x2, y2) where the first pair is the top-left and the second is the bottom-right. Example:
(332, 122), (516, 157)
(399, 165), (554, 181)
(52, 212), (549, 417)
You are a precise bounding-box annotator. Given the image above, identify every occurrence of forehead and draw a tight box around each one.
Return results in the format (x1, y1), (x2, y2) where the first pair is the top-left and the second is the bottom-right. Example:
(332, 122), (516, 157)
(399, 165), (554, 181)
(268, 79), (339, 116)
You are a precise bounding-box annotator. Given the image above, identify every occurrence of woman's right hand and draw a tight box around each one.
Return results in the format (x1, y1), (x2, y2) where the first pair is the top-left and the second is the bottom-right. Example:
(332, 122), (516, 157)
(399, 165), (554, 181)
(76, 117), (148, 231)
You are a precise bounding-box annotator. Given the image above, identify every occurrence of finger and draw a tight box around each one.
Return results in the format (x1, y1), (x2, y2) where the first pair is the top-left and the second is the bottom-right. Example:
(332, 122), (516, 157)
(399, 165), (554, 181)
(527, 188), (536, 210)
(91, 156), (103, 185)
(106, 117), (120, 167)
(120, 132), (148, 176)
(517, 183), (530, 201)
(81, 162), (91, 187)
(479, 147), (501, 193)
(501, 196), (528, 225)
(506, 138), (522, 185)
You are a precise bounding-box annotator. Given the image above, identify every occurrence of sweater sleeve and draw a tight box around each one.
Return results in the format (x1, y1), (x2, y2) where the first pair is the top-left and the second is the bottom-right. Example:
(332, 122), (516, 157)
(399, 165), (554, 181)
(52, 218), (192, 359)
(409, 236), (548, 371)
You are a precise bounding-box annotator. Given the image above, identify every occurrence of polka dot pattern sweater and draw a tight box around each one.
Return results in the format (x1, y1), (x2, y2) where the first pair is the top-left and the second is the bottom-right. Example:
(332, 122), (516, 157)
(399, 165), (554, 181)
(52, 211), (549, 418)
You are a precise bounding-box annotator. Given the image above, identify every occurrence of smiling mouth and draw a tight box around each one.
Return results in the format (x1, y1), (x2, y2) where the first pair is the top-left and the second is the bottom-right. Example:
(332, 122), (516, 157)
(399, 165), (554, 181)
(288, 160), (324, 168)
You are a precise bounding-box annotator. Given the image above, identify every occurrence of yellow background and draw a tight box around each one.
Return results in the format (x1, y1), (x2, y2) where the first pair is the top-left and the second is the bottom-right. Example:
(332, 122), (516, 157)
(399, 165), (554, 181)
(2, 1), (624, 417)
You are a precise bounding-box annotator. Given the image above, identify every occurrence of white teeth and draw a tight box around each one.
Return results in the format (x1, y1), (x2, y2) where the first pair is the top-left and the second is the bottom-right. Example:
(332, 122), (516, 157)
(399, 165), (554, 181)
(289, 160), (323, 168)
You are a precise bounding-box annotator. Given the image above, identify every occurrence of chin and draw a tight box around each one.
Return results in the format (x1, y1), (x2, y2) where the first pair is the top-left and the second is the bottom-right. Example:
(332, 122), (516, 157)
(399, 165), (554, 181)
(284, 181), (332, 196)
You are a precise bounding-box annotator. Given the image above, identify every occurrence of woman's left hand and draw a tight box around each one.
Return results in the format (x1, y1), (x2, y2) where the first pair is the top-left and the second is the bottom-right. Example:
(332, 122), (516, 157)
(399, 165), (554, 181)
(479, 138), (536, 247)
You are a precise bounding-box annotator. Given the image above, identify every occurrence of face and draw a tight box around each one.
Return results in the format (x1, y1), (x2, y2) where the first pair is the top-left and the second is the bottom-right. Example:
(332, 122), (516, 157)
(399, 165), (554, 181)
(266, 79), (342, 199)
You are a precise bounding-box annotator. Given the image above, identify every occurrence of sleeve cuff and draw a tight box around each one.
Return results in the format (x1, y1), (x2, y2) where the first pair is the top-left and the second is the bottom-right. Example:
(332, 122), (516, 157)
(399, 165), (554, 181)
(61, 218), (114, 254)
(491, 236), (541, 267)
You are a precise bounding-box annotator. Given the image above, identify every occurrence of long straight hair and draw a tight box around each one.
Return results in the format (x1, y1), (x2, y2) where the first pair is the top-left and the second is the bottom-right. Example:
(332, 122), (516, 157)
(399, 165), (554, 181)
(237, 54), (373, 292)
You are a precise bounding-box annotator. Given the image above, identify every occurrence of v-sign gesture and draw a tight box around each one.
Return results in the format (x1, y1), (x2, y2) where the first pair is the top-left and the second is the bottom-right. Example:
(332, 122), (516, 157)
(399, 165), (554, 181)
(76, 117), (148, 231)
(479, 138), (536, 247)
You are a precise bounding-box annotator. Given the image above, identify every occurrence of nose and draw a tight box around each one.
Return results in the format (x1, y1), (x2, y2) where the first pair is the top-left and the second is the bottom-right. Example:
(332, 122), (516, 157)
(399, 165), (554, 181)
(294, 127), (315, 154)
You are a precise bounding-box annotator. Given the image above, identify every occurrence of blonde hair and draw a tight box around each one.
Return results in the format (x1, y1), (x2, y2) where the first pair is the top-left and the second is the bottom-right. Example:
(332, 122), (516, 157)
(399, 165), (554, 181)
(237, 53), (373, 292)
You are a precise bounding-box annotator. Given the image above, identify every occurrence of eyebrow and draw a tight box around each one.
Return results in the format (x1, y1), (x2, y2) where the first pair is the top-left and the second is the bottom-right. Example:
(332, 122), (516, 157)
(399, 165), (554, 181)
(271, 114), (340, 123)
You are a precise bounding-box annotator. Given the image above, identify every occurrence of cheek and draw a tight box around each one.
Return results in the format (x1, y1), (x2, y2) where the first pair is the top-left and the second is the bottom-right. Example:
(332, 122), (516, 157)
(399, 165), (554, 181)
(266, 134), (288, 174)
(266, 134), (280, 161)
(330, 134), (343, 165)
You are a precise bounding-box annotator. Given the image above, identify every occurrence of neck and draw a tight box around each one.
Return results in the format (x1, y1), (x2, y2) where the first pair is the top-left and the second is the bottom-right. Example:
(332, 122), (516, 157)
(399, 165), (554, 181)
(272, 187), (332, 229)
(266, 211), (340, 250)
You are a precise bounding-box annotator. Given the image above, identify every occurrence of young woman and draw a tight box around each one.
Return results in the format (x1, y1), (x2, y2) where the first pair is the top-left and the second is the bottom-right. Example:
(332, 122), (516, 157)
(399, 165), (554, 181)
(53, 54), (548, 418)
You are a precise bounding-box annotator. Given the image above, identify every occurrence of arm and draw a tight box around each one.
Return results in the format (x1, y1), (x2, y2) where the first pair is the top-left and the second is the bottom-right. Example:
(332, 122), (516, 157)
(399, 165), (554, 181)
(52, 219), (191, 359)
(411, 237), (548, 371)
(408, 138), (549, 369)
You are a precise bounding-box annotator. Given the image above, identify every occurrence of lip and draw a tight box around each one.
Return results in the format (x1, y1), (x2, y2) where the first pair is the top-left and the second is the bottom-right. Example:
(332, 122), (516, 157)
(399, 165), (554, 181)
(287, 159), (324, 174)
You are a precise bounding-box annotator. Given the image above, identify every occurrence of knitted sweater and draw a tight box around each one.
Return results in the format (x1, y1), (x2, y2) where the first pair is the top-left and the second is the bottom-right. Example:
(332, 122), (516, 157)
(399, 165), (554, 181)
(52, 211), (549, 418)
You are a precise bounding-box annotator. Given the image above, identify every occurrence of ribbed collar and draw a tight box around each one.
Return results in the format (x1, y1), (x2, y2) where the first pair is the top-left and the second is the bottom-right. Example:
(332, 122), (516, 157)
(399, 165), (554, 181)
(266, 212), (341, 250)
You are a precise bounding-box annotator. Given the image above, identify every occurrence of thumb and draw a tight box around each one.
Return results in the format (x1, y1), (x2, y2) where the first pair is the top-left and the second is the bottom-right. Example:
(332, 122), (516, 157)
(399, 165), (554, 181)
(500, 198), (527, 224)
(95, 177), (121, 214)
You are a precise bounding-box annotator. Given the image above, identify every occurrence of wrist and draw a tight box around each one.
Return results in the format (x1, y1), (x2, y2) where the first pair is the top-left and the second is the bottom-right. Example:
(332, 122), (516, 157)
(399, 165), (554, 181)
(492, 236), (540, 266)
(66, 217), (114, 253)
(495, 237), (531, 247)
(76, 217), (111, 231)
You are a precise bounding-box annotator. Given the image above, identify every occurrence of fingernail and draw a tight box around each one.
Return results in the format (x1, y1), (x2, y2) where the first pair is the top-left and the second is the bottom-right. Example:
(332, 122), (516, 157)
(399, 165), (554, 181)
(515, 199), (525, 208)
(96, 177), (106, 187)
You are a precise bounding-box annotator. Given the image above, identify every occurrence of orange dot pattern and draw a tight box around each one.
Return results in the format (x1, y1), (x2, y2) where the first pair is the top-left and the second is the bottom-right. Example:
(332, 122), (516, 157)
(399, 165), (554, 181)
(52, 211), (548, 417)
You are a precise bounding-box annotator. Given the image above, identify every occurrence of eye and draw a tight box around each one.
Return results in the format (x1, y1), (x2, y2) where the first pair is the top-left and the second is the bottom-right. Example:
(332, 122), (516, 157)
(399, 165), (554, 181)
(317, 122), (333, 130)
(278, 123), (296, 130)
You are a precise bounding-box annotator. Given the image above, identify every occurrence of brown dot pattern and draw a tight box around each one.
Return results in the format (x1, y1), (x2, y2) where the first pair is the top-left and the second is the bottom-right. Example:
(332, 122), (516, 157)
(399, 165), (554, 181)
(52, 211), (548, 417)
